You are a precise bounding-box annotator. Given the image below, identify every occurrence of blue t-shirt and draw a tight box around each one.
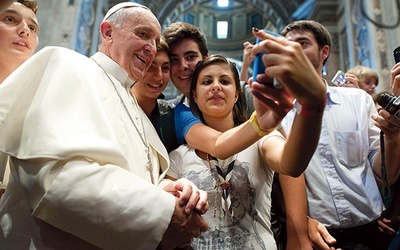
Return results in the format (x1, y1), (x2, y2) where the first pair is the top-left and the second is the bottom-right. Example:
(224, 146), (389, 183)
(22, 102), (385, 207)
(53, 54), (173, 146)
(174, 103), (201, 145)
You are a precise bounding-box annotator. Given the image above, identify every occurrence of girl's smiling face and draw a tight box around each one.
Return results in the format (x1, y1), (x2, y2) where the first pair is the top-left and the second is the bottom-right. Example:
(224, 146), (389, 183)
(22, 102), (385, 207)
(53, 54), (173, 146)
(193, 63), (239, 120)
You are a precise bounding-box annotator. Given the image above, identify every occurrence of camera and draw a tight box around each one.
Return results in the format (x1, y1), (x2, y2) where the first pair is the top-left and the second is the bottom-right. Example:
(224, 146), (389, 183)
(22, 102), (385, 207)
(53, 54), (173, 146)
(331, 70), (346, 86)
(376, 92), (400, 115)
(252, 29), (283, 89)
(393, 46), (400, 64)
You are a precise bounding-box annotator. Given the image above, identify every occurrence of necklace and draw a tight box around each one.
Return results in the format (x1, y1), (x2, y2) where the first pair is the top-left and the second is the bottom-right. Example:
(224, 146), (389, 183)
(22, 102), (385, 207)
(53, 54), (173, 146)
(92, 58), (155, 184)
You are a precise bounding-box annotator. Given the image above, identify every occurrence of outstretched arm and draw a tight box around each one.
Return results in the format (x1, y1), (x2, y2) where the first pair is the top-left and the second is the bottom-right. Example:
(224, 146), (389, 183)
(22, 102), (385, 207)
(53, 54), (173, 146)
(251, 29), (326, 177)
(185, 120), (267, 160)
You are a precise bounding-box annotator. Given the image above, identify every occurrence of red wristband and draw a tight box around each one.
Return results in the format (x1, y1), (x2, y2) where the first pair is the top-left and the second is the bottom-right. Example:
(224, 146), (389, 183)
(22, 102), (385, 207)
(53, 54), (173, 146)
(296, 96), (327, 116)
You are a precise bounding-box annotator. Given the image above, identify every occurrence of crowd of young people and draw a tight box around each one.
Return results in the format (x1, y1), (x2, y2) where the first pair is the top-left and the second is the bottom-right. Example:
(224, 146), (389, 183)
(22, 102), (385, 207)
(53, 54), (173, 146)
(0, 1), (399, 249)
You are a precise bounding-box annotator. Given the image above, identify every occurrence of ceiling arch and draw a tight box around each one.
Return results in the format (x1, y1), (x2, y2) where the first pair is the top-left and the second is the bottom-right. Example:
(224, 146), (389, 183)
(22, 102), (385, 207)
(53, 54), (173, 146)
(107, 0), (332, 58)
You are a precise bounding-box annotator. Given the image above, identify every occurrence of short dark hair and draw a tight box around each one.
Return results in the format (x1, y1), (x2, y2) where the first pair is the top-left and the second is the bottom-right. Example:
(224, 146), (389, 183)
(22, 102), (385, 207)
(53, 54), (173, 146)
(162, 22), (208, 57)
(281, 20), (332, 65)
(189, 54), (247, 126)
(18, 0), (38, 14)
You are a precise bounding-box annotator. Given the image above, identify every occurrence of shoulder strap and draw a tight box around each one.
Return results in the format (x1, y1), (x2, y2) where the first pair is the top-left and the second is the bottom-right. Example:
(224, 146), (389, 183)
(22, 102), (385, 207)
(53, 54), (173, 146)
(156, 100), (179, 153)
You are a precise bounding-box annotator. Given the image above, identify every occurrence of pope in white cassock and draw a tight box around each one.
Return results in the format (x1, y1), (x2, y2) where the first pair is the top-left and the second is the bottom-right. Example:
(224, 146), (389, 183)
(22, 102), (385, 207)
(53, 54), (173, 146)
(0, 3), (208, 249)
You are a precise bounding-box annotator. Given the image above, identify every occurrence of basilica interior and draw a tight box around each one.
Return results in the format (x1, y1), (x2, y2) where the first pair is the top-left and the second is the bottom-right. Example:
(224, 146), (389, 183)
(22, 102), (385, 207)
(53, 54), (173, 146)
(35, 0), (400, 97)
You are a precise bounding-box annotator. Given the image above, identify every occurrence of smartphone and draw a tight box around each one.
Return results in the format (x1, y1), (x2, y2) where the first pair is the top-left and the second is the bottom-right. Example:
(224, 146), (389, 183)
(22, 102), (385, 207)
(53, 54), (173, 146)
(252, 29), (283, 89)
(331, 70), (346, 86)
(394, 46), (400, 64)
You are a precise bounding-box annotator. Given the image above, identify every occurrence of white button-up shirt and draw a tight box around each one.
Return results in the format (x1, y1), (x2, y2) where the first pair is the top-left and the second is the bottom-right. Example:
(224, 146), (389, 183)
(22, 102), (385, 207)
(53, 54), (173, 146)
(281, 85), (382, 228)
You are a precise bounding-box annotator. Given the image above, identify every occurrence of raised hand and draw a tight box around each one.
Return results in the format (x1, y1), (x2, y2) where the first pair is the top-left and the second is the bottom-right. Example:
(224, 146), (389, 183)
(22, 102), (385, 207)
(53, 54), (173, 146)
(250, 28), (326, 106)
(390, 63), (400, 96)
(337, 73), (360, 89)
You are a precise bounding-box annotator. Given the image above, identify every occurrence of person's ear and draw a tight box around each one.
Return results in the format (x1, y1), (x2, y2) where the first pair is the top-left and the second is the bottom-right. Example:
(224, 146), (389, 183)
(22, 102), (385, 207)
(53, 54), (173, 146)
(234, 90), (239, 103)
(321, 45), (330, 62)
(100, 21), (113, 43)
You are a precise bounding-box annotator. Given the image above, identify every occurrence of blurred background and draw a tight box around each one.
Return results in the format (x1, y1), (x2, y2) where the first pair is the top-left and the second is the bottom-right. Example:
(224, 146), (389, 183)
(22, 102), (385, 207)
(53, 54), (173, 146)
(35, 0), (400, 98)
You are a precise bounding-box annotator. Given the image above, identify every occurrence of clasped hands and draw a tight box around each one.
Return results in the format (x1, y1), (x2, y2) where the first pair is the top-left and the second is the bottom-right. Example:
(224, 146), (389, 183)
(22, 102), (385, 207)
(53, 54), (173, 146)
(164, 178), (208, 214)
(159, 178), (208, 249)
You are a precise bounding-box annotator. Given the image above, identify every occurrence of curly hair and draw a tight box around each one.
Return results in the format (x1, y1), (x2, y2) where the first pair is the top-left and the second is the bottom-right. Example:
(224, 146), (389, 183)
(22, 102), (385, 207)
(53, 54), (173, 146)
(162, 22), (208, 57)
(17, 0), (38, 14)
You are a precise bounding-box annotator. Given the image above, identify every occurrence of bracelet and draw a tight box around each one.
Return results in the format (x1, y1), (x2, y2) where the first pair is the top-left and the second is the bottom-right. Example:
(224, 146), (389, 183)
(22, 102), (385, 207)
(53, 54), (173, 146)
(296, 96), (327, 116)
(249, 111), (273, 137)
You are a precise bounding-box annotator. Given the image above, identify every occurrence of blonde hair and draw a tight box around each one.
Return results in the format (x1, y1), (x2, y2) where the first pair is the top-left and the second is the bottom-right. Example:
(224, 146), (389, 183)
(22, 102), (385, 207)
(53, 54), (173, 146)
(346, 65), (379, 86)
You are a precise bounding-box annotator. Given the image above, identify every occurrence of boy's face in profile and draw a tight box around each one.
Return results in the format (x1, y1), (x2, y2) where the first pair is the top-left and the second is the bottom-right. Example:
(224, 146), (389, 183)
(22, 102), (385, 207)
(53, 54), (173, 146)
(285, 29), (324, 73)
(0, 2), (39, 64)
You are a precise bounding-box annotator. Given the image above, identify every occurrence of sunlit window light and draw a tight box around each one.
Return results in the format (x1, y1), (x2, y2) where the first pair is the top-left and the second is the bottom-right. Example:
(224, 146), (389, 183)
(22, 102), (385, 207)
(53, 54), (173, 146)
(217, 0), (229, 7)
(217, 21), (228, 39)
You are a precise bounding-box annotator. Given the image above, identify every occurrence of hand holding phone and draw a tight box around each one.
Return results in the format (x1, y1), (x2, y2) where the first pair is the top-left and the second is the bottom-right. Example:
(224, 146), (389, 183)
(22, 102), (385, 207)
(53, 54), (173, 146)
(394, 46), (400, 64)
(252, 29), (283, 89)
(331, 70), (346, 86)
